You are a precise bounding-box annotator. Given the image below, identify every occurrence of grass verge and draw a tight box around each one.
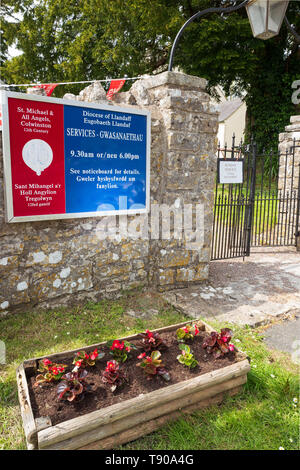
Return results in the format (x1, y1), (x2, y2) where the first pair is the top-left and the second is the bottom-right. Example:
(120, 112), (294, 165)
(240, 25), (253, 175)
(0, 295), (299, 451)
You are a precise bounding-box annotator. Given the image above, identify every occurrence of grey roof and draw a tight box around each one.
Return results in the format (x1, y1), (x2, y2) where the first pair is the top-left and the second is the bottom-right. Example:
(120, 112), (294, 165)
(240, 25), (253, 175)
(217, 98), (244, 122)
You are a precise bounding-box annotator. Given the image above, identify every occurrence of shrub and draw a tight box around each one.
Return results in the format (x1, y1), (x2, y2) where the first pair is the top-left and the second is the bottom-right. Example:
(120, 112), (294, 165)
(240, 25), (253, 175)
(136, 350), (170, 381)
(138, 329), (167, 352)
(106, 339), (136, 363)
(177, 344), (198, 369)
(202, 328), (235, 358)
(34, 358), (67, 385)
(73, 348), (105, 368)
(101, 360), (128, 392)
(57, 370), (89, 402)
(176, 324), (200, 342)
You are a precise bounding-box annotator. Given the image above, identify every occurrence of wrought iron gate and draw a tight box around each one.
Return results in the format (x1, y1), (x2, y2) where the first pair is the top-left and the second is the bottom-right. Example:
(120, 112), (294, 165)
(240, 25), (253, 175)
(211, 136), (300, 261)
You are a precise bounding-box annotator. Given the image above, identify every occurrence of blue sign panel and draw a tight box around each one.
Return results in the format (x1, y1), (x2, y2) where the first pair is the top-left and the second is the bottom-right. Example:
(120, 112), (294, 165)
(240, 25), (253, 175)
(64, 104), (148, 214)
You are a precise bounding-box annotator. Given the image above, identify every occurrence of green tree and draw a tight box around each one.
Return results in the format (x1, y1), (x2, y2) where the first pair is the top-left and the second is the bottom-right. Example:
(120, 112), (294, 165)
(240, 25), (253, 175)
(1, 0), (299, 151)
(176, 1), (300, 152)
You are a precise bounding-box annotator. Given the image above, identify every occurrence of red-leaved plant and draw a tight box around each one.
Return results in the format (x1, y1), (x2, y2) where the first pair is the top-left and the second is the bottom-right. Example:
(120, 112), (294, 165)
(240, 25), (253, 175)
(73, 348), (105, 368)
(176, 324), (200, 342)
(101, 360), (128, 392)
(57, 370), (89, 402)
(202, 328), (235, 358)
(136, 351), (170, 381)
(34, 358), (68, 386)
(106, 339), (136, 363)
(138, 329), (167, 352)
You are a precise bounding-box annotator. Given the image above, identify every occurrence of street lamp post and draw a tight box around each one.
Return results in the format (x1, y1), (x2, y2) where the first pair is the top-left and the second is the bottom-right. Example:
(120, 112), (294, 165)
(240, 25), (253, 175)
(168, 0), (299, 71)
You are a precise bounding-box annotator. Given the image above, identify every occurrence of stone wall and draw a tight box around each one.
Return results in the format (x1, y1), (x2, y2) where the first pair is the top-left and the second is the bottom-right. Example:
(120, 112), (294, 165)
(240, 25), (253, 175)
(0, 72), (218, 315)
(278, 115), (300, 249)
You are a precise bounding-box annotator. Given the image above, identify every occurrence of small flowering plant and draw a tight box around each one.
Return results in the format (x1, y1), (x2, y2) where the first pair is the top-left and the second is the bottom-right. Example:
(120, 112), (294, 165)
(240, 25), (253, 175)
(136, 350), (170, 382)
(73, 348), (105, 368)
(177, 344), (198, 369)
(176, 324), (200, 342)
(101, 360), (128, 392)
(138, 329), (167, 352)
(202, 328), (235, 358)
(106, 339), (136, 363)
(34, 358), (68, 385)
(57, 370), (89, 402)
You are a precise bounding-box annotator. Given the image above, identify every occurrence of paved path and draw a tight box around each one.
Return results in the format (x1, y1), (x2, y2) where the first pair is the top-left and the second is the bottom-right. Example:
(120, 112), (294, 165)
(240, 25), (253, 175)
(261, 317), (300, 355)
(163, 247), (300, 328)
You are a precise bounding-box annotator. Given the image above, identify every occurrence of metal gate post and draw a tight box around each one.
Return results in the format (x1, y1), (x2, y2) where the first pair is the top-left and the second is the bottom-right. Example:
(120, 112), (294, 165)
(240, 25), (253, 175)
(296, 162), (300, 251)
(245, 141), (257, 256)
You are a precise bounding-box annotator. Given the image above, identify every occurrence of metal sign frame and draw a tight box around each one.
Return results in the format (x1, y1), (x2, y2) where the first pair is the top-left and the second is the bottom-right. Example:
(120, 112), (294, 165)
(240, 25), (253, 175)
(217, 158), (244, 184)
(1, 91), (151, 223)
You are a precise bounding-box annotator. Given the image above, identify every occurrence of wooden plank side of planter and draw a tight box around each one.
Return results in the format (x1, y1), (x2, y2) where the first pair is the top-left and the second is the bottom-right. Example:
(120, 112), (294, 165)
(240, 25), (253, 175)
(46, 375), (247, 450)
(16, 365), (38, 450)
(38, 359), (250, 450)
(79, 384), (244, 450)
(22, 320), (205, 368)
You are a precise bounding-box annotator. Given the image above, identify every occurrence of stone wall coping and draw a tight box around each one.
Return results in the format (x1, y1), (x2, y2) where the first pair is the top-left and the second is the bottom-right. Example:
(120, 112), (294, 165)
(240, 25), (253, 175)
(290, 115), (300, 124)
(280, 116), (300, 140)
(138, 71), (207, 91)
(285, 124), (300, 133)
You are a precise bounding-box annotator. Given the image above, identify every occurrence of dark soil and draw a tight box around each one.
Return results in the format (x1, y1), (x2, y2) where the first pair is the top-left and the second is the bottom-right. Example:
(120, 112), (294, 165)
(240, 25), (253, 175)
(27, 329), (238, 426)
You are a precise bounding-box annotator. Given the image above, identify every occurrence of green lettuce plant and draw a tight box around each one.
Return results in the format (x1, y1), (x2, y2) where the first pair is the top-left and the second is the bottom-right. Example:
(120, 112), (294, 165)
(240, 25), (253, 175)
(177, 344), (198, 369)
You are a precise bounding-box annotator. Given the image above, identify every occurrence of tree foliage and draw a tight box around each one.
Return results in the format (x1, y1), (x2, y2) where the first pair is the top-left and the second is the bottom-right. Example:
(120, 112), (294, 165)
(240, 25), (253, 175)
(1, 0), (299, 151)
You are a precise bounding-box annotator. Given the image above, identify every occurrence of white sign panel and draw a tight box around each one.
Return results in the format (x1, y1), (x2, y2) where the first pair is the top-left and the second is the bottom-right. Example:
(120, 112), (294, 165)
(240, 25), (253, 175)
(1, 91), (151, 223)
(218, 159), (244, 184)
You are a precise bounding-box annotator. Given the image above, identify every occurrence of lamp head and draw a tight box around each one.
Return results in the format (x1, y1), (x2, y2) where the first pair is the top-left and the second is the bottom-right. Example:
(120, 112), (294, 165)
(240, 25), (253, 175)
(246, 0), (289, 40)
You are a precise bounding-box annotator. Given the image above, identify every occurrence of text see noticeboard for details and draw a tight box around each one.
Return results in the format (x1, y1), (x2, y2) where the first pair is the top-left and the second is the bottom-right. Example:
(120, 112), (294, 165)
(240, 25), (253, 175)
(1, 91), (150, 223)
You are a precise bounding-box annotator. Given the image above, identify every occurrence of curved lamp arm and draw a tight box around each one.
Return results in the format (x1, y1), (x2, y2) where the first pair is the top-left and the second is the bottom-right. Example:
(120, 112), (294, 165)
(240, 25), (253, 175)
(168, 0), (250, 71)
(284, 15), (300, 44)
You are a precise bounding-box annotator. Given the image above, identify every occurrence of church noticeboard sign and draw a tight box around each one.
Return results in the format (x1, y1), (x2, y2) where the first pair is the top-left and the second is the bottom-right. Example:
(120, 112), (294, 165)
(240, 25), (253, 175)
(217, 159), (244, 184)
(1, 91), (150, 222)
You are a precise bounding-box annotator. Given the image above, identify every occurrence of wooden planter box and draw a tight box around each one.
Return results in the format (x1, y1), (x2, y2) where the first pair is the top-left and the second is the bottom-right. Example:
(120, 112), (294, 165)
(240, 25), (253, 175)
(17, 320), (250, 450)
